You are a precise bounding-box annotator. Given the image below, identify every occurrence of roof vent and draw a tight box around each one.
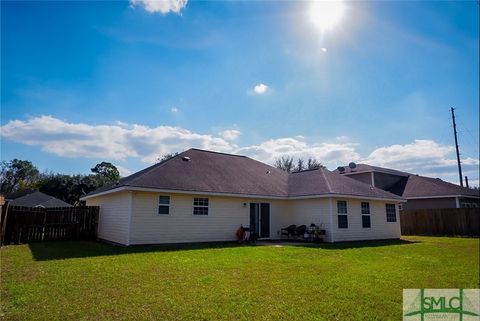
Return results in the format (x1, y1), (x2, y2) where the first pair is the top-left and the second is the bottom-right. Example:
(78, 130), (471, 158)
(182, 156), (191, 162)
(337, 166), (346, 174)
(266, 170), (271, 174)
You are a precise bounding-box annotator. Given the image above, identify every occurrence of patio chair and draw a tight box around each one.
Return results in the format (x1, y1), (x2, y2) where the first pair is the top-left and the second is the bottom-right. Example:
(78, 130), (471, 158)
(281, 225), (296, 239)
(294, 225), (307, 239)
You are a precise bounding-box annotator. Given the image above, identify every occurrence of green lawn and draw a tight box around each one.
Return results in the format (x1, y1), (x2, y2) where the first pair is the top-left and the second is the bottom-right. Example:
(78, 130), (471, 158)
(1, 236), (478, 321)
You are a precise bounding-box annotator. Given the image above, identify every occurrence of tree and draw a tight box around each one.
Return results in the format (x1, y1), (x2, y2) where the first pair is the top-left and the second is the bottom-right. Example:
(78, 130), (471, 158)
(274, 156), (295, 173)
(273, 156), (324, 173)
(91, 162), (120, 181)
(0, 159), (39, 195)
(156, 152), (179, 163)
(306, 157), (323, 170)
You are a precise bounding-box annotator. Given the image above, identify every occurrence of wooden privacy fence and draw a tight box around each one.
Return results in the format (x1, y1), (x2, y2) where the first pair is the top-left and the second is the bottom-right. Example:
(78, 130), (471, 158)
(400, 208), (480, 236)
(0, 204), (99, 245)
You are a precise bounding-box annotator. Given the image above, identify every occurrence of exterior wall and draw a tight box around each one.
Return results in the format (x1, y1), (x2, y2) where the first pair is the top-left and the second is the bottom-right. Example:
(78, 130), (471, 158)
(130, 191), (290, 245)
(459, 197), (480, 208)
(344, 172), (372, 185)
(373, 172), (405, 190)
(282, 199), (333, 241)
(87, 190), (403, 245)
(404, 197), (457, 210)
(331, 198), (401, 242)
(85, 191), (131, 245)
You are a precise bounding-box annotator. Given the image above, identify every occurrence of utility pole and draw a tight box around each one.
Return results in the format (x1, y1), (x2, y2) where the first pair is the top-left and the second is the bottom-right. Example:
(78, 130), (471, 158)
(451, 107), (463, 187)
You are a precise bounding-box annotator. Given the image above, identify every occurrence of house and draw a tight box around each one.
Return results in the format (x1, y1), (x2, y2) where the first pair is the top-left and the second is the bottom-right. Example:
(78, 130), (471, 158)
(335, 164), (480, 210)
(81, 149), (403, 246)
(6, 191), (73, 208)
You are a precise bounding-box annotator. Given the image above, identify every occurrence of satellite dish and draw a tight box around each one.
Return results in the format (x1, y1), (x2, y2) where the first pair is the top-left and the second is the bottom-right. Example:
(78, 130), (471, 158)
(337, 166), (346, 173)
(348, 162), (357, 169)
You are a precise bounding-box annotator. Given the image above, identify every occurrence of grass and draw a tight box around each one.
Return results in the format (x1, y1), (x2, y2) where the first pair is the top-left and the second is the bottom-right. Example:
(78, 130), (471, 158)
(1, 236), (478, 321)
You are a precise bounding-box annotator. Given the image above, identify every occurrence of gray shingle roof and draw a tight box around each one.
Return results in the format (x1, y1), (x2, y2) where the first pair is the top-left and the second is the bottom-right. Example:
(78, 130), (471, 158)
(402, 175), (480, 198)
(289, 168), (402, 199)
(85, 149), (401, 200)
(334, 163), (410, 177)
(9, 191), (73, 208)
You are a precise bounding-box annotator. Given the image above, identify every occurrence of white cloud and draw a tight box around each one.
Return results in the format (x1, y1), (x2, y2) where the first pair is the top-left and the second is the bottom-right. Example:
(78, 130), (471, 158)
(0, 116), (234, 163)
(2, 116), (478, 186)
(130, 0), (187, 14)
(236, 137), (360, 167)
(363, 139), (480, 183)
(116, 165), (133, 177)
(220, 129), (241, 141)
(253, 83), (269, 95)
(171, 107), (178, 113)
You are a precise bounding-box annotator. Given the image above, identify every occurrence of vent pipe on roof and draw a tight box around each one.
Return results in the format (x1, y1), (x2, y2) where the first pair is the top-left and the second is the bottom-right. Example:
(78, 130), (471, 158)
(465, 176), (469, 188)
(182, 156), (191, 162)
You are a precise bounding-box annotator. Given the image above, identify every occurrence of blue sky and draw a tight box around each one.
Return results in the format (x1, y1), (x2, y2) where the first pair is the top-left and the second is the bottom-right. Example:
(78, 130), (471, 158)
(1, 0), (479, 186)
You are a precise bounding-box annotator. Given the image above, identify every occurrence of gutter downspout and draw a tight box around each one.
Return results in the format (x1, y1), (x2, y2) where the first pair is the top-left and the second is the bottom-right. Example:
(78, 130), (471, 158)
(127, 191), (133, 246)
(455, 197), (460, 209)
(329, 198), (334, 243)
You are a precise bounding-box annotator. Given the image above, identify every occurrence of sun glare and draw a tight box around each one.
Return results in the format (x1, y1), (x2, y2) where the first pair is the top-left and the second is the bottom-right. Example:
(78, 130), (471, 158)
(309, 0), (345, 32)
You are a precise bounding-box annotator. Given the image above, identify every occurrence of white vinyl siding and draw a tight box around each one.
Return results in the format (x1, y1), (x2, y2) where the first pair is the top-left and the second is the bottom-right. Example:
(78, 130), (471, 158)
(332, 198), (401, 242)
(130, 192), (289, 245)
(279, 198), (332, 241)
(85, 191), (131, 245)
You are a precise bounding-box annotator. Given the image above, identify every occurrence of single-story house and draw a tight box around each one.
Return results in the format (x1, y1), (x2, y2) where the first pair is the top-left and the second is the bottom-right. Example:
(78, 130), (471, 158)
(335, 164), (480, 210)
(6, 191), (73, 208)
(82, 149), (404, 246)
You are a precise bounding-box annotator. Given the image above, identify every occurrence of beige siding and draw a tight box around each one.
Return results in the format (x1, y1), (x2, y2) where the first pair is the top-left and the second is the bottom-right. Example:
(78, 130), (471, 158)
(87, 190), (402, 245)
(332, 198), (401, 242)
(280, 199), (333, 241)
(130, 192), (289, 245)
(85, 191), (131, 245)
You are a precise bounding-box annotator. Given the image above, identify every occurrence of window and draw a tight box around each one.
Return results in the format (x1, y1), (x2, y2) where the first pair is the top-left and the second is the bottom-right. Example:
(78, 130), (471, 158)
(158, 196), (170, 215)
(361, 202), (371, 228)
(337, 200), (348, 228)
(193, 198), (209, 215)
(338, 215), (348, 229)
(361, 202), (370, 214)
(337, 201), (347, 214)
(362, 215), (371, 228)
(386, 204), (397, 222)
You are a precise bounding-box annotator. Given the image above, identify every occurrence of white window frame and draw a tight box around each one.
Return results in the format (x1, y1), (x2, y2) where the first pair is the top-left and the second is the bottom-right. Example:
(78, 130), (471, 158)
(337, 200), (348, 229)
(361, 202), (371, 228)
(386, 203), (397, 222)
(158, 195), (170, 215)
(193, 197), (209, 215)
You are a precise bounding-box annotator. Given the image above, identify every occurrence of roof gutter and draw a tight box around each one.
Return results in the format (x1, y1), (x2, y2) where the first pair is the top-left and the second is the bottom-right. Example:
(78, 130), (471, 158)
(406, 195), (480, 200)
(81, 186), (404, 202)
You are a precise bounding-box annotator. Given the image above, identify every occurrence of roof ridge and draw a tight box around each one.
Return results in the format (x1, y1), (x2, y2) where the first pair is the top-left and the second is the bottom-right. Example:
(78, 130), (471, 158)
(319, 168), (333, 193)
(190, 148), (246, 158)
(290, 168), (322, 174)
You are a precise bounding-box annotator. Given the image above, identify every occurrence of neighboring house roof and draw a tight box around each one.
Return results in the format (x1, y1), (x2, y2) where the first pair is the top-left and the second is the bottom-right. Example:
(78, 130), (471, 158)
(8, 191), (73, 208)
(84, 149), (402, 201)
(334, 163), (410, 177)
(402, 175), (480, 199)
(289, 168), (403, 199)
(334, 163), (479, 199)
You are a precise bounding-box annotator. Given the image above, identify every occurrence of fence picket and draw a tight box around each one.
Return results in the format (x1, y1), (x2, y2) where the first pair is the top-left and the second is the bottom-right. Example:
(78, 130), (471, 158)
(0, 205), (99, 245)
(400, 208), (479, 236)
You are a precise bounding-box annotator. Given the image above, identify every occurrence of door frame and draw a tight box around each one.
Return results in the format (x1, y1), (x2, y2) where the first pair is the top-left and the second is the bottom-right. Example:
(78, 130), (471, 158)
(249, 202), (271, 239)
